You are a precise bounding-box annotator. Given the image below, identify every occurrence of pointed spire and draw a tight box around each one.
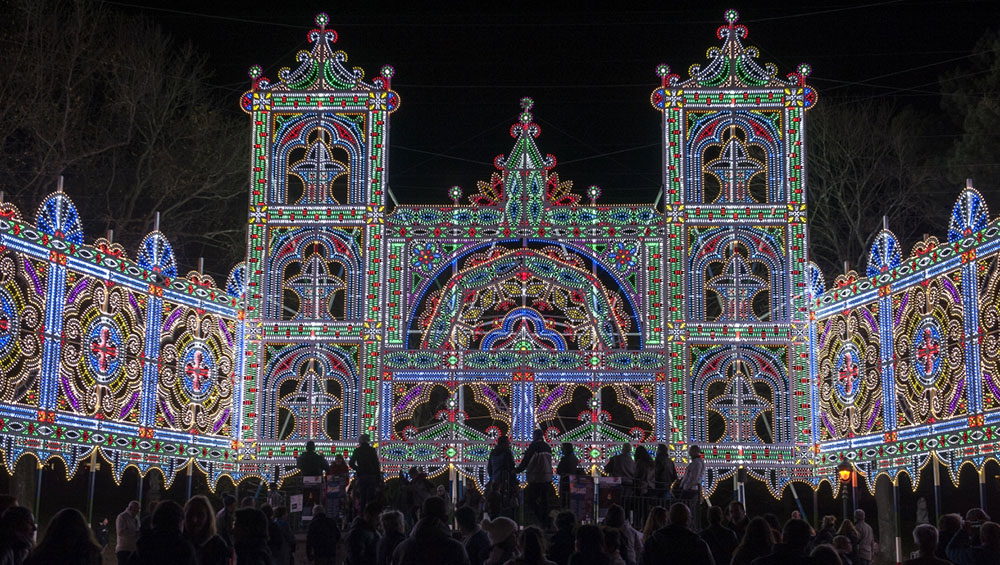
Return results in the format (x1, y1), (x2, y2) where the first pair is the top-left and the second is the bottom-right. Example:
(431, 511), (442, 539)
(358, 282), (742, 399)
(496, 97), (555, 172)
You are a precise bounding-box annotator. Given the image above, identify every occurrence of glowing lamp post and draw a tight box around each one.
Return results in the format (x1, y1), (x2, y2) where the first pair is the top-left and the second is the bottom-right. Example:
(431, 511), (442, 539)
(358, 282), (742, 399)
(837, 462), (852, 520)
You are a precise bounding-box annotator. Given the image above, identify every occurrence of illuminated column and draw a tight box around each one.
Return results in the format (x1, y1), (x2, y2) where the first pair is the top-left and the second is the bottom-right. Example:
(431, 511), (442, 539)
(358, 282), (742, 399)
(139, 295), (163, 427)
(948, 186), (987, 414)
(961, 259), (982, 413)
(38, 259), (65, 412)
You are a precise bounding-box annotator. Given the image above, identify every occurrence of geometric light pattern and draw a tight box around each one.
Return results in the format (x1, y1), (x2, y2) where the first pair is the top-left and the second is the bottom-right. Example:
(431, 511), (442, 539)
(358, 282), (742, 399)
(0, 10), (997, 500)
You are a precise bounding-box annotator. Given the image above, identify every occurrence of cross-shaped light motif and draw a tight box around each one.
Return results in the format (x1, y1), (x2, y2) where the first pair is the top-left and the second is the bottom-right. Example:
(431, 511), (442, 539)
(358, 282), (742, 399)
(838, 352), (858, 396)
(706, 134), (763, 203)
(282, 370), (341, 440)
(0, 314), (9, 334)
(185, 350), (210, 394)
(291, 141), (347, 204)
(916, 326), (940, 376)
(90, 326), (118, 374)
(286, 253), (345, 320)
(708, 372), (771, 443)
(707, 253), (766, 321)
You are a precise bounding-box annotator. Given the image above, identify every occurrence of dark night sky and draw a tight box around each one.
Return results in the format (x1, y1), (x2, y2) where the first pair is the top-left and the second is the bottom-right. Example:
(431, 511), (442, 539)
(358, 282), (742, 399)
(110, 0), (999, 211)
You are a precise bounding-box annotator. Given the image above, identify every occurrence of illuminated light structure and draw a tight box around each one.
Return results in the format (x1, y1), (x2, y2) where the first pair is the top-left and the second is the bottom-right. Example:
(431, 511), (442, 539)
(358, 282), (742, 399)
(0, 188), (243, 486)
(816, 181), (1000, 493)
(0, 10), (997, 500)
(650, 8), (818, 495)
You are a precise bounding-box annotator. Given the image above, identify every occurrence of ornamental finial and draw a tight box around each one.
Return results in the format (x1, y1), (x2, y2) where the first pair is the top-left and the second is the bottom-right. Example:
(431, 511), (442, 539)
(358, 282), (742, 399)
(519, 96), (534, 123)
(724, 9), (740, 24)
(315, 12), (329, 29)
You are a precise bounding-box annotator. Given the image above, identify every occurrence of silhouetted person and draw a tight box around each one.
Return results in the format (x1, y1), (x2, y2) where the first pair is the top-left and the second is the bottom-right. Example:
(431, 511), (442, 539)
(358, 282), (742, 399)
(902, 524), (951, 565)
(233, 508), (274, 565)
(215, 494), (237, 548)
(548, 511), (576, 565)
(128, 500), (197, 565)
(510, 526), (555, 565)
(306, 504), (340, 565)
(814, 515), (838, 548)
(115, 501), (140, 565)
(345, 503), (380, 565)
(260, 505), (284, 563)
(810, 544), (843, 565)
(731, 517), (775, 565)
(481, 516), (518, 565)
(603, 504), (642, 565)
(947, 519), (1000, 565)
(853, 510), (876, 565)
(604, 444), (635, 497)
(568, 523), (610, 565)
(0, 506), (36, 565)
(699, 506), (737, 565)
(24, 509), (101, 565)
(349, 434), (382, 513)
(456, 506), (490, 565)
(936, 514), (962, 561)
(392, 496), (470, 565)
(726, 501), (749, 540)
(272, 506), (295, 565)
(297, 440), (331, 477)
(653, 445), (677, 500)
(376, 510), (406, 565)
(183, 495), (231, 565)
(641, 503), (714, 565)
(556, 443), (580, 506)
(750, 518), (813, 565)
(633, 446), (655, 500)
(515, 429), (553, 528)
(486, 436), (517, 519)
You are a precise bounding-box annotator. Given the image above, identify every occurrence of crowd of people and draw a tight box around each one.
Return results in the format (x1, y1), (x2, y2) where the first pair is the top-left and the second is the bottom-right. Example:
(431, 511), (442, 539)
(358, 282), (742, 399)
(0, 432), (998, 564)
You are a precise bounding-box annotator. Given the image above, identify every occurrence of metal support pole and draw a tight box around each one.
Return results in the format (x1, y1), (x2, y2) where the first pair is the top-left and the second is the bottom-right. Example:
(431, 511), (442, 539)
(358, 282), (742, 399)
(790, 481), (806, 519)
(449, 464), (457, 525)
(841, 482), (849, 521)
(980, 465), (987, 512)
(852, 470), (858, 514)
(187, 462), (194, 500)
(87, 448), (98, 524)
(893, 479), (902, 565)
(138, 473), (144, 507)
(34, 463), (43, 518)
(813, 488), (819, 530)
(933, 454), (941, 524)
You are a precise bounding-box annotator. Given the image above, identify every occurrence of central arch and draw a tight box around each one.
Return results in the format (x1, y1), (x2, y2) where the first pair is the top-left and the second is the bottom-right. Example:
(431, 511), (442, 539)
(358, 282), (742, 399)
(407, 241), (642, 351)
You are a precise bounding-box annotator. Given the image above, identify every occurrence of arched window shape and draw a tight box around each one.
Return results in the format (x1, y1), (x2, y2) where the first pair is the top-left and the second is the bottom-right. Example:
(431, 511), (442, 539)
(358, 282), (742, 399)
(261, 345), (358, 441)
(286, 128), (351, 205)
(267, 228), (362, 321)
(283, 252), (347, 321)
(412, 243), (638, 351)
(270, 113), (365, 205)
(686, 110), (783, 203)
(689, 227), (786, 322)
(691, 345), (789, 445)
(277, 367), (342, 441)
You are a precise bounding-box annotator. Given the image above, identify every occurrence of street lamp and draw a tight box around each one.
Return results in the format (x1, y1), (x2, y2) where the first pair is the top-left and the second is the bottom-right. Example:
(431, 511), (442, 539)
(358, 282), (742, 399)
(837, 461), (852, 520)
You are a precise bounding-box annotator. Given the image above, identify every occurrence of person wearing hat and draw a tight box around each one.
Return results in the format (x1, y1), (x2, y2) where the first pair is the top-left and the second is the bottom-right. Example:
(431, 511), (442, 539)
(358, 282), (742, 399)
(481, 516), (518, 565)
(349, 433), (382, 514)
(392, 496), (470, 565)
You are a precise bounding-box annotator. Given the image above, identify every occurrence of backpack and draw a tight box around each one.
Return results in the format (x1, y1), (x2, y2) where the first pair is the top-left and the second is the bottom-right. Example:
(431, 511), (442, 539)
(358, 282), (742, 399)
(525, 450), (553, 483)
